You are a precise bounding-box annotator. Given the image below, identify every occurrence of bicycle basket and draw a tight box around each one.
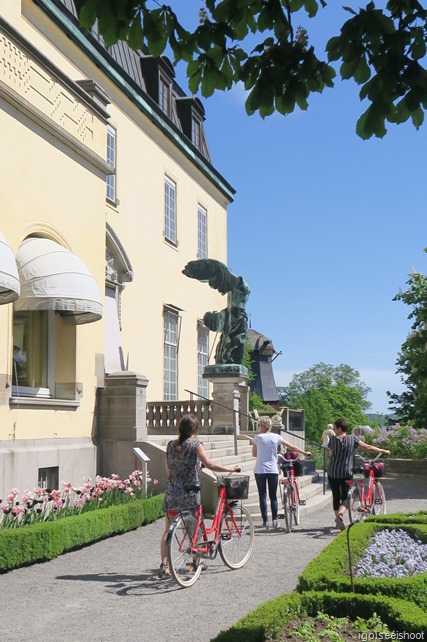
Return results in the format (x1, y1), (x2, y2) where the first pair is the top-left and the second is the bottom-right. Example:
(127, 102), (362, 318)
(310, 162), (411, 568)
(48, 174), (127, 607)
(363, 462), (385, 478)
(281, 459), (303, 477)
(217, 475), (249, 500)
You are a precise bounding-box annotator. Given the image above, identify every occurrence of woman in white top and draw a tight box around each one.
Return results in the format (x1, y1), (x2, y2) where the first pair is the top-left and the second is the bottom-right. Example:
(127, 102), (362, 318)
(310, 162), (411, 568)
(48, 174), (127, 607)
(252, 416), (311, 529)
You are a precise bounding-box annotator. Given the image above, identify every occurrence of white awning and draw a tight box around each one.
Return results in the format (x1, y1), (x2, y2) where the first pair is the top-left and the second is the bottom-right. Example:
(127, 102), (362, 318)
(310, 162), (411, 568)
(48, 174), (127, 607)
(15, 237), (102, 324)
(0, 231), (20, 304)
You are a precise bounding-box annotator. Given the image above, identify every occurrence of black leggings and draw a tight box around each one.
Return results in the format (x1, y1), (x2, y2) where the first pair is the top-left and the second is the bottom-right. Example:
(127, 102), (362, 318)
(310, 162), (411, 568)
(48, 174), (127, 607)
(328, 476), (350, 511)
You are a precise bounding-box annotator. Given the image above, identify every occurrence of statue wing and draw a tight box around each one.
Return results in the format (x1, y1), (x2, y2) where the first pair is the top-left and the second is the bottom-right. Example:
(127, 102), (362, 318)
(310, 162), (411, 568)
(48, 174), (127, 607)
(182, 259), (240, 295)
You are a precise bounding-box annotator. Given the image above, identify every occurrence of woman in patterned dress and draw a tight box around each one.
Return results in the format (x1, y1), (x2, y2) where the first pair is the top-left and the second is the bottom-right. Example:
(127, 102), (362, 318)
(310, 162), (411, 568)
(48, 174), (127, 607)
(159, 414), (240, 578)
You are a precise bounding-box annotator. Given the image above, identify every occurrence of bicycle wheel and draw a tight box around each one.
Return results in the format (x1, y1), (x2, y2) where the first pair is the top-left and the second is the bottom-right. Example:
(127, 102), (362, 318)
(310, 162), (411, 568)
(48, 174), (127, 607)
(219, 504), (254, 569)
(372, 481), (386, 515)
(292, 483), (300, 526)
(167, 514), (203, 588)
(280, 483), (290, 533)
(348, 485), (365, 523)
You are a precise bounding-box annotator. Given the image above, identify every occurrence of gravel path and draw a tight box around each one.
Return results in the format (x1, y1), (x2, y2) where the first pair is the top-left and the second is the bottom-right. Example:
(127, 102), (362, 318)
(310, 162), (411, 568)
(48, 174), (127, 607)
(0, 478), (425, 642)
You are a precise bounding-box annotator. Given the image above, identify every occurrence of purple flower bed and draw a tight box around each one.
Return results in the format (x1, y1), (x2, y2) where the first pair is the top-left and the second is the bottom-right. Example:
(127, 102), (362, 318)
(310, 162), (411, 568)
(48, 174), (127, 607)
(372, 424), (427, 458)
(355, 529), (427, 578)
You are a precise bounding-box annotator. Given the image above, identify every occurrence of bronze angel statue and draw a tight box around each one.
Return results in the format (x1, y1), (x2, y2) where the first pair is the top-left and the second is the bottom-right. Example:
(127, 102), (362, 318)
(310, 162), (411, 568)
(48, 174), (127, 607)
(182, 259), (250, 365)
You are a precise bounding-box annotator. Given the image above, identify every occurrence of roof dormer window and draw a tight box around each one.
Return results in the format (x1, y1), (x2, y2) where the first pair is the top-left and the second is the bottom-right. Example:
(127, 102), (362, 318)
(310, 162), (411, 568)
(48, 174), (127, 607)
(159, 73), (171, 117)
(192, 116), (201, 150)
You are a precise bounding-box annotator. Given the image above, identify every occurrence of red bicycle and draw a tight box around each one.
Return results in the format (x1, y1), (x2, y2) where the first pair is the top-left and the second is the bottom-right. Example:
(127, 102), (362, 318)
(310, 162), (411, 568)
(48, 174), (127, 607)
(347, 454), (387, 523)
(166, 473), (254, 588)
(278, 455), (306, 532)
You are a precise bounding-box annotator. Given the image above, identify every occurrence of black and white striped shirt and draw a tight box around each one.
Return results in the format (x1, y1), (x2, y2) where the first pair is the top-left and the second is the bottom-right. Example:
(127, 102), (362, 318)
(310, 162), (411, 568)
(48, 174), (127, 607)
(328, 434), (360, 479)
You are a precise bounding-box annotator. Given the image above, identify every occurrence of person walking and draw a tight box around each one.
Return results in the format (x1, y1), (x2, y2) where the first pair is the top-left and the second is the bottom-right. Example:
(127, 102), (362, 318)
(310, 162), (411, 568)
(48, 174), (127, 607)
(159, 414), (240, 578)
(252, 416), (311, 530)
(328, 418), (390, 531)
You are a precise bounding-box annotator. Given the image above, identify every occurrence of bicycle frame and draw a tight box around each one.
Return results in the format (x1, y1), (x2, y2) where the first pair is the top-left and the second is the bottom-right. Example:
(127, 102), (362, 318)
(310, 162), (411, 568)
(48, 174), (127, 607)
(280, 464), (300, 504)
(279, 457), (306, 532)
(169, 484), (243, 560)
(347, 455), (386, 521)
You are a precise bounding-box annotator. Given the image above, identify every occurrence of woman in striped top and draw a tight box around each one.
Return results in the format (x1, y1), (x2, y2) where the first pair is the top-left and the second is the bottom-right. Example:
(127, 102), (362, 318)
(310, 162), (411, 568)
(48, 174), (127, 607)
(328, 418), (390, 531)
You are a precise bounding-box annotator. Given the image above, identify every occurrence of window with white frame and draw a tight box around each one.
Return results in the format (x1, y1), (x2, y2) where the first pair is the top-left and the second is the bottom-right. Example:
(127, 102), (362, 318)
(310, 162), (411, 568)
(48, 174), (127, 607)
(159, 74), (171, 116)
(192, 116), (201, 150)
(106, 124), (116, 202)
(12, 310), (78, 400)
(197, 325), (209, 399)
(164, 176), (177, 244)
(164, 308), (178, 400)
(12, 310), (51, 397)
(197, 204), (207, 259)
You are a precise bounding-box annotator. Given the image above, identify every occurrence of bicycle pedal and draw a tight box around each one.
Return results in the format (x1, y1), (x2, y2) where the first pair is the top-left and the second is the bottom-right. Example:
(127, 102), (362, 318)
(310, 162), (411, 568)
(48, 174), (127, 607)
(298, 500), (306, 506)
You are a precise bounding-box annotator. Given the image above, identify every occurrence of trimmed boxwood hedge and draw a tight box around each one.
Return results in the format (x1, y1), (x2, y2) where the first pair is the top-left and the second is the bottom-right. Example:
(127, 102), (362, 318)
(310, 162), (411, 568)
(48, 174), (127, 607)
(210, 590), (427, 642)
(297, 521), (427, 610)
(366, 510), (427, 525)
(0, 494), (164, 573)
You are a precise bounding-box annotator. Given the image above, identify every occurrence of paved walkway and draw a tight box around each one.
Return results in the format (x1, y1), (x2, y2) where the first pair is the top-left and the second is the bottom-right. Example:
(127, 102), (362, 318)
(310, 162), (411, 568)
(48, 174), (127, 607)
(0, 478), (426, 642)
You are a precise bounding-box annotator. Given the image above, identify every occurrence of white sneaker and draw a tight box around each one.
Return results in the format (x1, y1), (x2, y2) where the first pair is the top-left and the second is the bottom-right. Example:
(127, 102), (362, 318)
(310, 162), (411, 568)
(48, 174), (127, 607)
(273, 520), (279, 529)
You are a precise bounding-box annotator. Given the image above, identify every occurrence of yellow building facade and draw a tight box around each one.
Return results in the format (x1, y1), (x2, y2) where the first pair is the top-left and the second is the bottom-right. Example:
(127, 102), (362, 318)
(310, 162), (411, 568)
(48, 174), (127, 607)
(0, 0), (234, 497)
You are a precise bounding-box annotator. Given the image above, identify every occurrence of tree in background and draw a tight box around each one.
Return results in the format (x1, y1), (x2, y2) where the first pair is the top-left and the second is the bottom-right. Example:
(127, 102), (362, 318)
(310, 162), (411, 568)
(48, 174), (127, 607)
(387, 260), (427, 427)
(278, 362), (371, 443)
(77, 1), (427, 139)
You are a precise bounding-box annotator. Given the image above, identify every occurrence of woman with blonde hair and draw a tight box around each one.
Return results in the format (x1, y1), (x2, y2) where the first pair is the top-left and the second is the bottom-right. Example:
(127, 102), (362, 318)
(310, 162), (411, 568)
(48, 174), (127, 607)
(252, 416), (311, 529)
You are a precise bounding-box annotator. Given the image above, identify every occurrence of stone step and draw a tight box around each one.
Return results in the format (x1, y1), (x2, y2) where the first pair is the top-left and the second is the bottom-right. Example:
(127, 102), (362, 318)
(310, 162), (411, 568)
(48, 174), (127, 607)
(146, 434), (330, 518)
(245, 484), (332, 521)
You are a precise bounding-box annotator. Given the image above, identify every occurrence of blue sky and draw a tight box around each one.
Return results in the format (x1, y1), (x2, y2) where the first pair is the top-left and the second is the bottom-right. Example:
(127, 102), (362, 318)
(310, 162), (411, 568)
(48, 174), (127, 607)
(170, 2), (427, 413)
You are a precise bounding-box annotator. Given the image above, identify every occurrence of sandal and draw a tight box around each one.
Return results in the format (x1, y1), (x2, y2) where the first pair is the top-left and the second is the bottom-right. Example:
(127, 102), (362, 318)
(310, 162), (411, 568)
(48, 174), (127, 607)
(158, 563), (171, 579)
(188, 560), (207, 573)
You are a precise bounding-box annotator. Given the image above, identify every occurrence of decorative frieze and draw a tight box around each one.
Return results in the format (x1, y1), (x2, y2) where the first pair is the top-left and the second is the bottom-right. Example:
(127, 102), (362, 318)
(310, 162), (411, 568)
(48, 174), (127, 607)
(0, 25), (110, 172)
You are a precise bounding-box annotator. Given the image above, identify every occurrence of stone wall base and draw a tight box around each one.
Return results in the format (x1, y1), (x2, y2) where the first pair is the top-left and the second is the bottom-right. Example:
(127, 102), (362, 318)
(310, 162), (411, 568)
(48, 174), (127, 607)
(0, 437), (96, 498)
(385, 458), (427, 478)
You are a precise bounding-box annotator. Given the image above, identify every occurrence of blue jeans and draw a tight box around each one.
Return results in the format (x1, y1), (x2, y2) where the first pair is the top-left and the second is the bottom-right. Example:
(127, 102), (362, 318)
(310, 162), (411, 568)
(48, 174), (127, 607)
(255, 473), (279, 523)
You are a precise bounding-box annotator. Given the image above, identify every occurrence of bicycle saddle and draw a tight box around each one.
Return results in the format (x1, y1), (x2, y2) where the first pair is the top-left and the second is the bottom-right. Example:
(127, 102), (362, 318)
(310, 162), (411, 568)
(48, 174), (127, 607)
(184, 482), (201, 493)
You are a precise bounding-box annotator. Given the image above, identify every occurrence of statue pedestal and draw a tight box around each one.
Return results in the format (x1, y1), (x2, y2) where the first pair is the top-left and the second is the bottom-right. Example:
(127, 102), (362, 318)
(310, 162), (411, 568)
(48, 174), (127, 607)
(203, 365), (248, 435)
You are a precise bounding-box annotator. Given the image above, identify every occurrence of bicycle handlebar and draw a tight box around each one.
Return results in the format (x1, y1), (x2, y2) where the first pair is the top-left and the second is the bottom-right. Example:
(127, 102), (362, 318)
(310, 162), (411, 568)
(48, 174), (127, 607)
(354, 452), (384, 463)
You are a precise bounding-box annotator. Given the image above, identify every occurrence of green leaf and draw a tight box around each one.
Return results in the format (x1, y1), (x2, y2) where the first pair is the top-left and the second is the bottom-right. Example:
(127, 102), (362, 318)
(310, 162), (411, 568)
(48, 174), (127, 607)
(304, 0), (319, 18)
(127, 18), (144, 50)
(353, 57), (371, 84)
(343, 6), (357, 15)
(340, 58), (359, 80)
(326, 36), (343, 62)
(411, 106), (424, 129)
(78, 0), (97, 29)
(411, 34), (427, 61)
(394, 99), (410, 124)
(290, 0), (305, 10)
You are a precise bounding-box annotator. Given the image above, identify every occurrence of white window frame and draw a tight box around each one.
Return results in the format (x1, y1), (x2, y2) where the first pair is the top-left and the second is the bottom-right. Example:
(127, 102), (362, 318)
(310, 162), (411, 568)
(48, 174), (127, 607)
(164, 176), (177, 244)
(192, 116), (201, 150)
(12, 310), (55, 398)
(164, 308), (179, 400)
(159, 73), (171, 116)
(197, 324), (209, 399)
(106, 124), (116, 203)
(197, 204), (208, 259)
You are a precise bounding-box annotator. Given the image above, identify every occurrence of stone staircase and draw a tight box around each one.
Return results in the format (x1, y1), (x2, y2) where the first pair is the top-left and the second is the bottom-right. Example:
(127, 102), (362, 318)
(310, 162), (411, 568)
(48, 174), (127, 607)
(147, 433), (331, 520)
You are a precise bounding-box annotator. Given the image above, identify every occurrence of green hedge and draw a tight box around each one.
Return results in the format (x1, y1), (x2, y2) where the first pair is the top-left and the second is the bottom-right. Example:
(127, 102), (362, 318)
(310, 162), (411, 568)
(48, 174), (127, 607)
(211, 591), (427, 642)
(366, 510), (427, 525)
(297, 521), (427, 609)
(0, 494), (164, 572)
